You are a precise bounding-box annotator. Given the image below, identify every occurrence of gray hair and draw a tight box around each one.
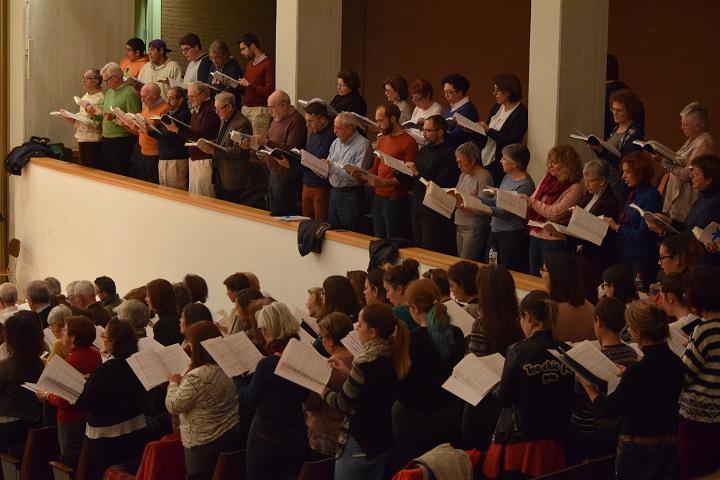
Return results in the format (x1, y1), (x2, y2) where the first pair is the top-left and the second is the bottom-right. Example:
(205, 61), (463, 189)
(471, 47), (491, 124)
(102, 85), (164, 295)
(256, 302), (299, 340)
(66, 280), (78, 297)
(189, 81), (210, 98)
(43, 277), (62, 296)
(100, 62), (123, 79)
(214, 91), (235, 108)
(0, 282), (18, 304)
(455, 142), (481, 165)
(73, 280), (96, 299)
(335, 112), (358, 128)
(680, 102), (708, 129)
(47, 304), (72, 327)
(583, 158), (610, 180)
(88, 68), (102, 85)
(114, 299), (150, 331)
(26, 280), (51, 304)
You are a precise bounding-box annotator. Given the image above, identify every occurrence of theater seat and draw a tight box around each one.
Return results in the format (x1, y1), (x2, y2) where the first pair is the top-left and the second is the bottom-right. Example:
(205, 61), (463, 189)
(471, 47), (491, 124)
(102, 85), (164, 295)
(210, 450), (246, 480)
(532, 459), (592, 480)
(0, 426), (60, 480)
(297, 457), (334, 480)
(49, 437), (91, 480)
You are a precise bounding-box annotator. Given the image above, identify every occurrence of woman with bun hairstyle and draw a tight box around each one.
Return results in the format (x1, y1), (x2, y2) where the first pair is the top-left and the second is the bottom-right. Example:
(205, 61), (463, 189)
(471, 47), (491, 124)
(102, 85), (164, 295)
(382, 259), (420, 331)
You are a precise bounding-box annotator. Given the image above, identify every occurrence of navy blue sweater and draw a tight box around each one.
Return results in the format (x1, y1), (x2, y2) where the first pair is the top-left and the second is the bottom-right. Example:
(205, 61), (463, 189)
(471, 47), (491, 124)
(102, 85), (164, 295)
(302, 121), (335, 187)
(617, 181), (662, 261)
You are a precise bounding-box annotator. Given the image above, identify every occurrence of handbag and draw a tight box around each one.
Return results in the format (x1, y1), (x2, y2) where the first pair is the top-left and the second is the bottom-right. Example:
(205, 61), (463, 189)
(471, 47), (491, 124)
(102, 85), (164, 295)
(492, 404), (527, 444)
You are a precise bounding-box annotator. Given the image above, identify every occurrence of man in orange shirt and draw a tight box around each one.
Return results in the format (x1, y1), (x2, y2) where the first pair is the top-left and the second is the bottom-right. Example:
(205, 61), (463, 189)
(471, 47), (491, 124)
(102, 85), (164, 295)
(119, 38), (149, 80)
(125, 82), (169, 184)
(359, 102), (418, 239)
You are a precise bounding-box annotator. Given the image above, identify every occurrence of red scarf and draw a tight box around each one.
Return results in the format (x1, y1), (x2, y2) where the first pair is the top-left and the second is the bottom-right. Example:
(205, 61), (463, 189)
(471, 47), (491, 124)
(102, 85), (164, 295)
(527, 174), (574, 222)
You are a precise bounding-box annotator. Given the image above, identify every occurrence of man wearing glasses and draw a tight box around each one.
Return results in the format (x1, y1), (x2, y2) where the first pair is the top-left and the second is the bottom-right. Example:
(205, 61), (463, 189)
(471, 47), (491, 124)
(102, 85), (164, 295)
(179, 33), (212, 84)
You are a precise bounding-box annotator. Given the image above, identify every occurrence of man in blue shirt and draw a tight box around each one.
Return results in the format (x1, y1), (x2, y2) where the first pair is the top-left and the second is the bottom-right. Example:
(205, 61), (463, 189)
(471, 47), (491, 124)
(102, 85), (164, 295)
(301, 102), (335, 221)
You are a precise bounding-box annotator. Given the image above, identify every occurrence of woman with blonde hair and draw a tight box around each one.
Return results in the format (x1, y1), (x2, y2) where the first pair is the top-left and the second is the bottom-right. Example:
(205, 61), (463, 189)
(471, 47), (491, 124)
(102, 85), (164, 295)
(520, 144), (584, 275)
(324, 303), (411, 480)
(392, 278), (465, 466)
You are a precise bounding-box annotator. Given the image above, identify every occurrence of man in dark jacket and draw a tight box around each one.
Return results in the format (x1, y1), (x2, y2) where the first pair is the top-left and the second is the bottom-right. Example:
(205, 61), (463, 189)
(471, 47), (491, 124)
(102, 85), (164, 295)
(148, 86), (190, 190)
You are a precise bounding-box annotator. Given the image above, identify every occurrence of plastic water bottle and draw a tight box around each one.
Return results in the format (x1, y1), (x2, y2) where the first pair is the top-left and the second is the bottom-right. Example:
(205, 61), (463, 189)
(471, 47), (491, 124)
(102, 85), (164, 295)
(488, 247), (498, 266)
(634, 272), (644, 293)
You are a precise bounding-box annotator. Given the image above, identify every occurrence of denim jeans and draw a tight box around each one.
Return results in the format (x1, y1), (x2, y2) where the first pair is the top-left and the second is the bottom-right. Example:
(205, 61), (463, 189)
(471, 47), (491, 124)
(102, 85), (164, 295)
(528, 236), (568, 276)
(58, 419), (86, 469)
(456, 224), (490, 261)
(616, 440), (677, 480)
(372, 195), (408, 239)
(334, 434), (391, 480)
(329, 188), (363, 231)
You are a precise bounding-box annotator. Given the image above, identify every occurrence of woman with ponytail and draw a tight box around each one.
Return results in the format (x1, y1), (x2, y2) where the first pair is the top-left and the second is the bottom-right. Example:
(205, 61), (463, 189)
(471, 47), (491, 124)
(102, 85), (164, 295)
(482, 290), (574, 479)
(392, 279), (465, 466)
(382, 258), (420, 331)
(323, 303), (410, 480)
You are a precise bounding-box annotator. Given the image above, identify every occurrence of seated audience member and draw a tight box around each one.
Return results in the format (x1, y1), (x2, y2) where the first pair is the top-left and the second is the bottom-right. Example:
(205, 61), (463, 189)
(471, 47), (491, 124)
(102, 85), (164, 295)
(522, 144), (584, 275)
(580, 301), (684, 480)
(119, 37), (149, 79)
(393, 279), (464, 466)
(318, 275), (361, 323)
(452, 141), (493, 260)
(38, 316), (102, 468)
(421, 268), (451, 303)
(599, 264), (639, 304)
(382, 74), (413, 124)
(207, 40), (243, 106)
(96, 61), (141, 176)
(408, 78), (443, 132)
(408, 115), (460, 253)
(541, 252), (596, 342)
(173, 282), (193, 317)
(482, 143), (535, 273)
(567, 297), (638, 464)
(323, 303), (410, 480)
(147, 86), (190, 190)
(123, 82), (169, 183)
(0, 311), (44, 453)
(230, 289), (265, 338)
(441, 73), (483, 147)
(589, 88), (644, 204)
(448, 260), (480, 306)
(168, 81), (220, 197)
(662, 102), (714, 224)
(301, 101), (335, 221)
(235, 302), (310, 480)
(330, 69), (367, 116)
(363, 267), (389, 306)
(220, 272), (252, 332)
(114, 299), (157, 351)
(63, 281), (78, 307)
(243, 272), (261, 291)
(26, 279), (53, 328)
(180, 303), (213, 337)
(54, 69), (103, 168)
(71, 280), (112, 328)
(305, 287), (324, 319)
(604, 151), (663, 290)
(166, 321), (240, 480)
(179, 33), (212, 84)
(362, 102), (417, 239)
(249, 90), (307, 216)
(123, 285), (148, 305)
(482, 290), (574, 479)
(147, 278), (182, 346)
(478, 74), (529, 186)
(76, 319), (149, 480)
(383, 259), (421, 331)
(44, 277), (64, 306)
(237, 33), (275, 135)
(45, 305), (73, 363)
(183, 273), (209, 305)
(138, 39), (182, 100)
(304, 312), (354, 457)
(659, 273), (700, 337)
(575, 159), (621, 292)
(94, 276), (122, 315)
(327, 112), (373, 231)
(346, 270), (368, 310)
(658, 232), (704, 276)
(678, 265), (720, 478)
(0, 282), (18, 323)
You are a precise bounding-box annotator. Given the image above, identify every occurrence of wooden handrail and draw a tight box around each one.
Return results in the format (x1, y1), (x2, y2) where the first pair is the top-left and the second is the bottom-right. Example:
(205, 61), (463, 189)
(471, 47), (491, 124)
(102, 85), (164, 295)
(29, 157), (545, 292)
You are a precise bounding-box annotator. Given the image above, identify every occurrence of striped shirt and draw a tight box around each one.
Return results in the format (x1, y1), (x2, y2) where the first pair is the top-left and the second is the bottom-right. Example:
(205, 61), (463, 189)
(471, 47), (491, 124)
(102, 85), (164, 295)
(680, 318), (720, 423)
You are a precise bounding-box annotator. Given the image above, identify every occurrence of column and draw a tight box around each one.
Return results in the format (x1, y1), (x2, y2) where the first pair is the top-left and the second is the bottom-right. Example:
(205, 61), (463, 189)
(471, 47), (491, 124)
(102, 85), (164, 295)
(275, 0), (342, 105)
(527, 0), (609, 182)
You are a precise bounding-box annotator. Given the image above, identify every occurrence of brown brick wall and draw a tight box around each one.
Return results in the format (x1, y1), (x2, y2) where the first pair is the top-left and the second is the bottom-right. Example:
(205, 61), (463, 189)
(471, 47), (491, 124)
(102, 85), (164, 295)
(161, 0), (276, 72)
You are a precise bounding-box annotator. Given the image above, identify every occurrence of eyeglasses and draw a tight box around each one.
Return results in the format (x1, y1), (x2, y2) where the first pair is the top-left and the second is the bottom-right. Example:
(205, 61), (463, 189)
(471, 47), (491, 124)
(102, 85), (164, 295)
(179, 46), (193, 53)
(422, 128), (440, 133)
(600, 282), (610, 288)
(442, 89), (457, 97)
(214, 104), (229, 113)
(658, 255), (676, 264)
(82, 76), (96, 81)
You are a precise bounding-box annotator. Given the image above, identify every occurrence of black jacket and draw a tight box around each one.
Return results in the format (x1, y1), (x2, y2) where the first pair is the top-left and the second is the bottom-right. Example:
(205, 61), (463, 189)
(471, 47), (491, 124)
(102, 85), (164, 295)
(484, 102), (529, 165)
(148, 103), (191, 160)
(152, 312), (183, 346)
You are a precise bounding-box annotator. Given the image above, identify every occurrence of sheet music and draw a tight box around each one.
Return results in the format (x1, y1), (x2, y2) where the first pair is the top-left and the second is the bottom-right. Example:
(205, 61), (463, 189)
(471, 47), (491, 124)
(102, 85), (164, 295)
(166, 115), (191, 129)
(422, 181), (456, 219)
(300, 149), (329, 178)
(459, 193), (492, 215)
(133, 113), (161, 134)
(210, 71), (240, 88)
(452, 112), (487, 136)
(565, 340), (621, 395)
(197, 138), (230, 152)
(298, 98), (338, 116)
(443, 300), (475, 337)
(293, 307), (320, 335)
(349, 111), (377, 130)
(566, 207), (609, 246)
(569, 130), (621, 158)
(229, 130), (259, 150)
(127, 344), (189, 391)
(692, 222), (720, 246)
(35, 356), (87, 404)
(375, 150), (414, 176)
(340, 330), (363, 356)
(274, 338), (331, 394)
(202, 332), (263, 377)
(442, 353), (504, 406)
(496, 188), (527, 219)
(158, 344), (190, 376)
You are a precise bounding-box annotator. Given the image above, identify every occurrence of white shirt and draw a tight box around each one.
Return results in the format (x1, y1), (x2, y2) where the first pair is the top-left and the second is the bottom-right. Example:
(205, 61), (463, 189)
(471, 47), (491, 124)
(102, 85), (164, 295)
(183, 53), (207, 84)
(0, 305), (18, 324)
(449, 96), (470, 113)
(138, 60), (183, 100)
(481, 103), (519, 166)
(410, 102), (443, 125)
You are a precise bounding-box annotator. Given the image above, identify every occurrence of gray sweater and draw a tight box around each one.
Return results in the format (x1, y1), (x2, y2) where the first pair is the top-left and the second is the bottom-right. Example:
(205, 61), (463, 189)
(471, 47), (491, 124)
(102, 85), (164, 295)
(482, 174), (535, 232)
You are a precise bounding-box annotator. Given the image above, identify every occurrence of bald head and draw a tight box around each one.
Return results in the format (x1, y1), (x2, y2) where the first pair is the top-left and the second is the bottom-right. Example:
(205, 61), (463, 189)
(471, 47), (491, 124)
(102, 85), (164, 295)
(140, 82), (161, 106)
(268, 90), (293, 121)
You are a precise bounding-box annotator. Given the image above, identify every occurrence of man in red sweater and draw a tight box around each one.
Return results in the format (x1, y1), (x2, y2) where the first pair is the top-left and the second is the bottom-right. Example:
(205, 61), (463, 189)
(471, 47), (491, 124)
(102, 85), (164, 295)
(238, 33), (275, 136)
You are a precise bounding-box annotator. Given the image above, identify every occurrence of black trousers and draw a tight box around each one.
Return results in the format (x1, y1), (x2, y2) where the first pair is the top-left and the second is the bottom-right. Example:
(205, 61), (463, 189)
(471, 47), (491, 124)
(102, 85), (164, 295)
(78, 142), (102, 169)
(138, 154), (160, 184)
(488, 229), (530, 274)
(411, 204), (455, 255)
(101, 136), (137, 176)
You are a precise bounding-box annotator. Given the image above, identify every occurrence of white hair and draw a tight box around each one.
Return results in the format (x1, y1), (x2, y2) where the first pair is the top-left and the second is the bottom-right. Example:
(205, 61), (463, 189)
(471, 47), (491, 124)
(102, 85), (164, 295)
(100, 61), (123, 79)
(114, 299), (150, 332)
(214, 91), (235, 108)
(256, 302), (299, 340)
(48, 304), (72, 327)
(73, 280), (96, 298)
(0, 282), (18, 304)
